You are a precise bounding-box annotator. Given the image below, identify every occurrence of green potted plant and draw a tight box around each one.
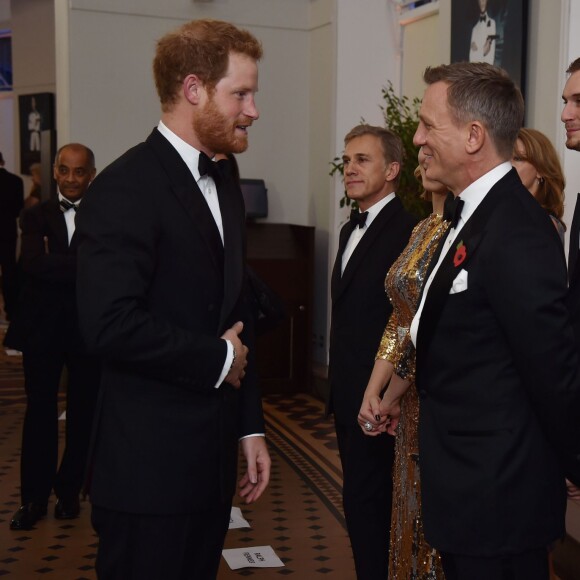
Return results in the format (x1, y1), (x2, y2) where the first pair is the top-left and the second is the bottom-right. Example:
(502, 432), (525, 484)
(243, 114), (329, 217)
(330, 81), (429, 219)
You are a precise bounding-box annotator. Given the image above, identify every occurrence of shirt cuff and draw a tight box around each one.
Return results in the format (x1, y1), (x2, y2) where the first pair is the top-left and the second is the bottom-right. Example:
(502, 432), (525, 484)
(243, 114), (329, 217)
(239, 433), (266, 440)
(213, 339), (234, 388)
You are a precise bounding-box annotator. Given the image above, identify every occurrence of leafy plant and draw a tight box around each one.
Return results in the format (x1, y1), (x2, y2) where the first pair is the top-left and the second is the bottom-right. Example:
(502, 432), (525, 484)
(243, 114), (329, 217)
(330, 81), (429, 219)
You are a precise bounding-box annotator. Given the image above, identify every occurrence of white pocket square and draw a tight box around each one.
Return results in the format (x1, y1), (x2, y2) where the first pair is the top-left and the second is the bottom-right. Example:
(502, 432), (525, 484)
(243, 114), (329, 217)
(450, 269), (468, 294)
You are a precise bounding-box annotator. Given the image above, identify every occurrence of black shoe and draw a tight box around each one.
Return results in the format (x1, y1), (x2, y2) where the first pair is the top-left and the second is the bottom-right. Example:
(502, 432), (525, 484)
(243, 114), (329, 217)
(10, 503), (47, 530)
(54, 497), (80, 520)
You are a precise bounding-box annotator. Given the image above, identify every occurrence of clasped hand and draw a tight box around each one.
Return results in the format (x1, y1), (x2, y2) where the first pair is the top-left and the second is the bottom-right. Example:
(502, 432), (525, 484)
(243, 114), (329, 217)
(221, 321), (249, 388)
(357, 394), (401, 437)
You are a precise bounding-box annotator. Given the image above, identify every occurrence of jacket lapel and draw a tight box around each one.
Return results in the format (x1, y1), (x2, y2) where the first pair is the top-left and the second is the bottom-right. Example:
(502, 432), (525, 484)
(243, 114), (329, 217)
(216, 171), (244, 331)
(334, 196), (403, 303)
(415, 171), (514, 369)
(568, 193), (580, 286)
(47, 199), (70, 250)
(146, 129), (224, 274)
(331, 219), (355, 301)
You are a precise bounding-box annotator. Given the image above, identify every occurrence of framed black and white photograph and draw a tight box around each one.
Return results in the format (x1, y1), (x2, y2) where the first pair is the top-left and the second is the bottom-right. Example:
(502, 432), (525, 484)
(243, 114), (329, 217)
(450, 0), (529, 94)
(18, 92), (55, 175)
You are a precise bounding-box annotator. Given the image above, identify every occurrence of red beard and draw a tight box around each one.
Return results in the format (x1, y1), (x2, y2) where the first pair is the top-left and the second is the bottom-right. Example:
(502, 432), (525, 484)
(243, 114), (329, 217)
(193, 97), (251, 155)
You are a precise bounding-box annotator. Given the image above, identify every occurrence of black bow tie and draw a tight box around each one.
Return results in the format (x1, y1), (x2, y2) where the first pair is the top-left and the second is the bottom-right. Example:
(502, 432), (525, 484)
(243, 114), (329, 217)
(479, 13), (486, 21)
(60, 199), (78, 213)
(443, 195), (464, 228)
(349, 209), (369, 229)
(198, 152), (222, 182)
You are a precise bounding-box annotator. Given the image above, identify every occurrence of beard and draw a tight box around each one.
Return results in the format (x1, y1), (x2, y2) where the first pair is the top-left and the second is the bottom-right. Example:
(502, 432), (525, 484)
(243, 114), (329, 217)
(193, 96), (251, 155)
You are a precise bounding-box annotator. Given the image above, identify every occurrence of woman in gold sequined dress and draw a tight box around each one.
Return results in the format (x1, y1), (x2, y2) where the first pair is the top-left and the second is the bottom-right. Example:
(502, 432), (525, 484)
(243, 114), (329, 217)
(357, 149), (449, 579)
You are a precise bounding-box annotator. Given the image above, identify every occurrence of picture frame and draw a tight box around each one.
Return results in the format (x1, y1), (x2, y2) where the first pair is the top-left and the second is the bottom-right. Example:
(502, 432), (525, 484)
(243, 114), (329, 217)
(18, 92), (55, 175)
(450, 0), (529, 96)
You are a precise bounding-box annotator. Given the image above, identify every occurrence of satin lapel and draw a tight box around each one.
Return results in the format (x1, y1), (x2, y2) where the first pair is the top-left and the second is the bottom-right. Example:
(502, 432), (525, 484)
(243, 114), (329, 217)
(146, 129), (224, 274)
(415, 173), (510, 366)
(216, 173), (244, 330)
(331, 220), (355, 301)
(335, 197), (403, 303)
(47, 200), (70, 250)
(568, 193), (580, 284)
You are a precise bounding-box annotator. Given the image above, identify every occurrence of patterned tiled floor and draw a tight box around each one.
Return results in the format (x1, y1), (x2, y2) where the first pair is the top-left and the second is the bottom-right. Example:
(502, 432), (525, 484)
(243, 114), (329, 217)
(0, 322), (356, 579)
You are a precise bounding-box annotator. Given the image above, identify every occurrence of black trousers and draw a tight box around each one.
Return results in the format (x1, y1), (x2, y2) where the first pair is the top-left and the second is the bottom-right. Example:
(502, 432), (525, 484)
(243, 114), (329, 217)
(335, 419), (395, 580)
(92, 502), (232, 580)
(0, 239), (18, 320)
(20, 349), (101, 504)
(440, 548), (549, 580)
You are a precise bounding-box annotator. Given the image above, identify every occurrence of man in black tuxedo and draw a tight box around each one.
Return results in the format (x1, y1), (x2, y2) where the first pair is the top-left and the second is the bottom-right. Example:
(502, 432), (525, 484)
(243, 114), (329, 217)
(563, 58), (580, 501)
(0, 152), (24, 321)
(564, 60), (580, 333)
(404, 62), (580, 580)
(6, 143), (101, 530)
(328, 124), (416, 579)
(75, 19), (270, 579)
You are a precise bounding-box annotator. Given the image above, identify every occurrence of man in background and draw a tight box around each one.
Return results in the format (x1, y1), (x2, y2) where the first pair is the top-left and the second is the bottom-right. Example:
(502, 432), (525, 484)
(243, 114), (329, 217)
(6, 143), (100, 530)
(328, 124), (415, 579)
(0, 152), (24, 322)
(75, 19), (270, 579)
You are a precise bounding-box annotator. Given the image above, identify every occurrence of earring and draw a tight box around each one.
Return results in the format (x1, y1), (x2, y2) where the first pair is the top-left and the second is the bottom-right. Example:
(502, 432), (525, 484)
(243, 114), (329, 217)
(537, 177), (544, 185)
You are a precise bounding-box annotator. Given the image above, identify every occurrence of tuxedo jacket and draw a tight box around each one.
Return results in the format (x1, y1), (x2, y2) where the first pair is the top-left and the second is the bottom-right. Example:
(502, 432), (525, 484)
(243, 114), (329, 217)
(567, 193), (580, 348)
(75, 128), (263, 515)
(4, 199), (81, 352)
(328, 197), (416, 424)
(0, 167), (24, 243)
(415, 169), (580, 556)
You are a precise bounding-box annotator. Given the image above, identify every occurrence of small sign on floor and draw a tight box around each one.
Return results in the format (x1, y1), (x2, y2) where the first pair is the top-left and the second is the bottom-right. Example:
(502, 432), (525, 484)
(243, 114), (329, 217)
(222, 546), (284, 570)
(229, 506), (250, 529)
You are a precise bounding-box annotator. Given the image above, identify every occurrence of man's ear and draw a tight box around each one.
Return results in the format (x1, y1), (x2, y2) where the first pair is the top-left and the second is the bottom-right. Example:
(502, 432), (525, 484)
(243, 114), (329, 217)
(183, 74), (204, 105)
(385, 161), (400, 183)
(466, 121), (485, 154)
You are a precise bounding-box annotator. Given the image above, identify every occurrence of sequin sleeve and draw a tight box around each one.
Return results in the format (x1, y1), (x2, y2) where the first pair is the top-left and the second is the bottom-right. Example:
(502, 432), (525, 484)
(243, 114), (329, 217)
(376, 309), (399, 363)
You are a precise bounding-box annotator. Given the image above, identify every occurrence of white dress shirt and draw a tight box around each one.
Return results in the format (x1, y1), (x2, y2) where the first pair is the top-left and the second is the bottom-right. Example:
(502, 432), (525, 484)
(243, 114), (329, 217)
(157, 121), (233, 389)
(58, 191), (80, 245)
(341, 193), (396, 275)
(410, 162), (512, 346)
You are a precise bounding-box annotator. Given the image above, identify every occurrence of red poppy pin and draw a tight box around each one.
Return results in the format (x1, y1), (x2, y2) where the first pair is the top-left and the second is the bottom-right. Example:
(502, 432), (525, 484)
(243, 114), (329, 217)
(453, 241), (467, 267)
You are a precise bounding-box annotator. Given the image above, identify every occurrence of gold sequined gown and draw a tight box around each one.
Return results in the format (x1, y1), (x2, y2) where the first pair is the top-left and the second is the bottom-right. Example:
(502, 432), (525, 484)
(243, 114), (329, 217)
(376, 213), (450, 580)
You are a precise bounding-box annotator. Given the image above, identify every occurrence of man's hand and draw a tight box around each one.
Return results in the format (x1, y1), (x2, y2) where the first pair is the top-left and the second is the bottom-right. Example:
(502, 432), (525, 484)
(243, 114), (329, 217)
(239, 437), (271, 504)
(566, 479), (580, 501)
(379, 397), (401, 436)
(221, 321), (248, 389)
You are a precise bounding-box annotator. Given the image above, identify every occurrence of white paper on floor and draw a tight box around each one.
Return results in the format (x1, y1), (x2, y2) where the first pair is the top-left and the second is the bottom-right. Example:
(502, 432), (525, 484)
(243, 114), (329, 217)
(4, 349), (21, 356)
(222, 546), (284, 570)
(59, 411), (66, 421)
(229, 506), (250, 529)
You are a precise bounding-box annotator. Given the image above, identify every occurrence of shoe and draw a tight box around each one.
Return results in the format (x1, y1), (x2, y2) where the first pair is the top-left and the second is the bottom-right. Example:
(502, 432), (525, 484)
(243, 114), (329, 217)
(54, 497), (80, 520)
(10, 503), (47, 530)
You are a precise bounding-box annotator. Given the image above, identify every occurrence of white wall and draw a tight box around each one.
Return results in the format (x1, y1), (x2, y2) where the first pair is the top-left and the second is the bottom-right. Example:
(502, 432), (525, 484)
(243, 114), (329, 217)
(309, 0), (334, 362)
(59, 0), (314, 227)
(9, 0), (55, 193)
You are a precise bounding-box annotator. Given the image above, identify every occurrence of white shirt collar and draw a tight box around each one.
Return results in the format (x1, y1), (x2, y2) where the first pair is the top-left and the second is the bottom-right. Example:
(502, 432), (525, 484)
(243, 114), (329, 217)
(453, 162), (511, 232)
(359, 192), (396, 229)
(157, 120), (210, 182)
(57, 191), (80, 207)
